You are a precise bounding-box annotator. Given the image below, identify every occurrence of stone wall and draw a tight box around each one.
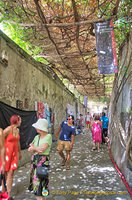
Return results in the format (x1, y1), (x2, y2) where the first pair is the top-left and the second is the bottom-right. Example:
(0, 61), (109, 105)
(108, 31), (132, 188)
(0, 31), (85, 166)
(0, 31), (85, 123)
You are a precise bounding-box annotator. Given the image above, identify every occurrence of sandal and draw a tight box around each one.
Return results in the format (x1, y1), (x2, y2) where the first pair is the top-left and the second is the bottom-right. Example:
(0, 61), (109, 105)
(66, 166), (70, 170)
(62, 159), (66, 166)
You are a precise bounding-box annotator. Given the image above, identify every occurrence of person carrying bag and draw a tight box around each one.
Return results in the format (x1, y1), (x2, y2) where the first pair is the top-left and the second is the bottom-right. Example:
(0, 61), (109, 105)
(28, 118), (52, 200)
(36, 137), (49, 179)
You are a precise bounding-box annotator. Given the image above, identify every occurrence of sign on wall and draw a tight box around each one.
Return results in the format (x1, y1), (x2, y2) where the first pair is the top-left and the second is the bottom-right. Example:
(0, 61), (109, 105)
(95, 20), (118, 74)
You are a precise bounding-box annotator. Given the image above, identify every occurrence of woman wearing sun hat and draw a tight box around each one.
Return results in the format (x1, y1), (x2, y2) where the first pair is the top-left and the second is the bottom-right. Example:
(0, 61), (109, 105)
(28, 118), (52, 200)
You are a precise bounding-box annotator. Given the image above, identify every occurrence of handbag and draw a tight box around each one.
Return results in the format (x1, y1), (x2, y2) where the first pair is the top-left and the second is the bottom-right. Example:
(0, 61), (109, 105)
(37, 166), (49, 179)
(0, 173), (9, 200)
(36, 136), (49, 179)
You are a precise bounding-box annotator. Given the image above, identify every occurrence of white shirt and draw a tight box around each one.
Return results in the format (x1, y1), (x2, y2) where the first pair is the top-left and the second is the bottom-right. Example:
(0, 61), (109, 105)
(86, 114), (91, 121)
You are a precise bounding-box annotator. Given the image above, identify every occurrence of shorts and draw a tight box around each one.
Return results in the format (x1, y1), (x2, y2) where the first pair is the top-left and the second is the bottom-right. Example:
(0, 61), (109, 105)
(57, 140), (71, 151)
(102, 128), (108, 137)
(86, 121), (90, 124)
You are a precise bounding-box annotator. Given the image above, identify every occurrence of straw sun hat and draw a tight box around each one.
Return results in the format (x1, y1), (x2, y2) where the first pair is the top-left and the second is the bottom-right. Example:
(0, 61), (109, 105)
(32, 118), (48, 132)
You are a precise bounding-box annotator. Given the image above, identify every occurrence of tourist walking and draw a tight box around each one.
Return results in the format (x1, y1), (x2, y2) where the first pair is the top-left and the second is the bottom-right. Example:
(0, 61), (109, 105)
(0, 115), (22, 200)
(85, 112), (91, 129)
(0, 128), (5, 174)
(90, 115), (102, 151)
(79, 114), (85, 134)
(28, 118), (52, 200)
(101, 112), (109, 144)
(55, 115), (75, 170)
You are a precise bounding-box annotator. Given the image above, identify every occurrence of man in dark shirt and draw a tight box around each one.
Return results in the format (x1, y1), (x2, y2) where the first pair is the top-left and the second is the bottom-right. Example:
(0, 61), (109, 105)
(55, 115), (75, 170)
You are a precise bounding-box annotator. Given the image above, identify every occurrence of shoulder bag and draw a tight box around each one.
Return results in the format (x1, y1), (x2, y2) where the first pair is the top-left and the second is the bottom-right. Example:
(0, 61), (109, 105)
(36, 136), (49, 179)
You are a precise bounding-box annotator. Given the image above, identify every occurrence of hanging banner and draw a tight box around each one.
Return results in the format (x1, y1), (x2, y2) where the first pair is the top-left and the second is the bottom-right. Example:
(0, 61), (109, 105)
(94, 20), (118, 74)
(84, 96), (88, 108)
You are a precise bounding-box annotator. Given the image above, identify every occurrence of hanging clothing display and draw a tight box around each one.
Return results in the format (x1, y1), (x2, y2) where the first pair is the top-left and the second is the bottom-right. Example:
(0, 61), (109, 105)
(37, 102), (47, 119)
(46, 108), (51, 128)
(35, 102), (54, 132)
(0, 101), (37, 150)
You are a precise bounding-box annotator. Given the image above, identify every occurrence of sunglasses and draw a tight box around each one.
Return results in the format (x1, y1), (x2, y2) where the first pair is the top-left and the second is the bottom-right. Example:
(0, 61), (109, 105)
(68, 118), (72, 120)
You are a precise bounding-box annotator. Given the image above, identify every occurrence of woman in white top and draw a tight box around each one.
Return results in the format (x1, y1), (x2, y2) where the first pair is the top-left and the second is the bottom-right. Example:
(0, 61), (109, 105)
(28, 118), (52, 200)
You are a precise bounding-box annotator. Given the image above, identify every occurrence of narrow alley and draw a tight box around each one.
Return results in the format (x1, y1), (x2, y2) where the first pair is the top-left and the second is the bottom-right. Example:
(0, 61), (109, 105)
(12, 128), (131, 200)
(0, 1), (132, 200)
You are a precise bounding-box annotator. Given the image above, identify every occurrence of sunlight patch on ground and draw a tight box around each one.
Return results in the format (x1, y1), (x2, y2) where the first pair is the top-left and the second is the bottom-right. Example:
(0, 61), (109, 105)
(88, 166), (115, 173)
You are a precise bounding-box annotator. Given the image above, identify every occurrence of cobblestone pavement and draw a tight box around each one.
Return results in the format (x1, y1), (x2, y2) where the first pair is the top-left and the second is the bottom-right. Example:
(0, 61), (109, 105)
(12, 128), (131, 200)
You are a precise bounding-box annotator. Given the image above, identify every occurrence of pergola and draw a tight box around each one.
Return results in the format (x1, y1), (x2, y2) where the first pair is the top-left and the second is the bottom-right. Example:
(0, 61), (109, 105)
(0, 0), (122, 99)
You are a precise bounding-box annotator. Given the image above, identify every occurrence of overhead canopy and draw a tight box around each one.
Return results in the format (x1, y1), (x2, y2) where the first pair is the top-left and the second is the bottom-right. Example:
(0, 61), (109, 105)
(0, 0), (124, 99)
